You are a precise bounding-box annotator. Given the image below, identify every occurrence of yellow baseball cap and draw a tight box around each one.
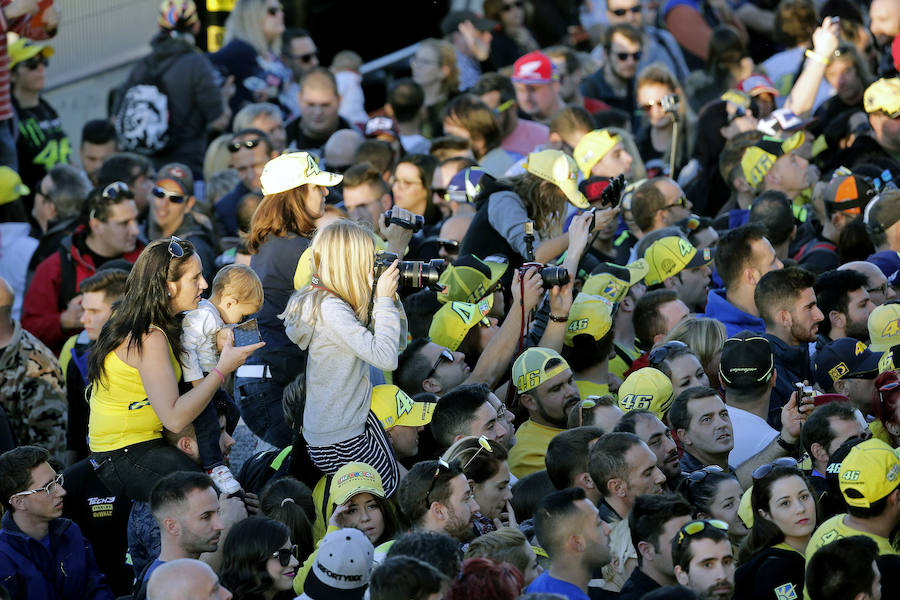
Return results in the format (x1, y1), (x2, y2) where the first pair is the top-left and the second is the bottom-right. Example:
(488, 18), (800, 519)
(582, 259), (649, 302)
(879, 344), (900, 374)
(371, 384), (435, 429)
(512, 347), (570, 393)
(644, 237), (714, 286)
(565, 294), (613, 346)
(838, 438), (900, 508)
(7, 35), (53, 70)
(617, 367), (674, 420)
(260, 152), (342, 196)
(524, 149), (589, 209)
(429, 297), (493, 351)
(437, 254), (508, 304)
(868, 303), (900, 352)
(864, 77), (900, 118)
(0, 167), (29, 206)
(573, 129), (622, 178)
(740, 131), (804, 190)
(330, 462), (386, 506)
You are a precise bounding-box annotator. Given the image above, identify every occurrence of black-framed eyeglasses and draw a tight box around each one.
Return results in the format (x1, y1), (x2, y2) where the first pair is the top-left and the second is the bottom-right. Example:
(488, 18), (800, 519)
(10, 473), (64, 501)
(425, 458), (452, 508)
(437, 239), (459, 254)
(674, 519), (729, 550)
(426, 349), (454, 380)
(102, 181), (134, 202)
(22, 55), (48, 70)
(610, 5), (642, 15)
(649, 340), (688, 369)
(686, 465), (724, 486)
(662, 196), (689, 211)
(229, 138), (262, 153)
(271, 545), (298, 567)
(726, 105), (748, 124)
(614, 51), (642, 62)
(503, 0), (524, 10)
(751, 457), (799, 481)
(152, 185), (187, 204)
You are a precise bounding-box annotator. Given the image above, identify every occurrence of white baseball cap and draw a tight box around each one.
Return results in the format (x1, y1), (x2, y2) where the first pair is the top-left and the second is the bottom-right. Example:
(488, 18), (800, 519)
(260, 151), (343, 195)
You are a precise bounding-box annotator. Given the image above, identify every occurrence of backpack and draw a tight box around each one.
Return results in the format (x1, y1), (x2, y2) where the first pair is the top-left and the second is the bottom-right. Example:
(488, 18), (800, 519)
(114, 57), (174, 156)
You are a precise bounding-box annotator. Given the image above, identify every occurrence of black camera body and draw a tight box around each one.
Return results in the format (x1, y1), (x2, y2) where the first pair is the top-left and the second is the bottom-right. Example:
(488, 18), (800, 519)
(374, 251), (446, 289)
(383, 210), (425, 232)
(660, 94), (680, 114)
(521, 261), (570, 287)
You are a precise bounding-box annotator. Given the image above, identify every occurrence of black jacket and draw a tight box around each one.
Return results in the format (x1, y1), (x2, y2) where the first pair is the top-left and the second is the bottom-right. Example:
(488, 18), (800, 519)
(765, 334), (814, 428)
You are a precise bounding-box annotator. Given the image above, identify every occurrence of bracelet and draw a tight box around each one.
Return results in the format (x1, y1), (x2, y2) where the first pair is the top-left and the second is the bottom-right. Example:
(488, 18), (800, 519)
(212, 368), (226, 384)
(549, 313), (569, 323)
(776, 435), (799, 454)
(804, 49), (829, 65)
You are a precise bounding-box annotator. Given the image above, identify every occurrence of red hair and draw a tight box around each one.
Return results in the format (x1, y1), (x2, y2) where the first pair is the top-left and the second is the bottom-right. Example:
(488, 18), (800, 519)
(444, 557), (524, 600)
(872, 370), (900, 429)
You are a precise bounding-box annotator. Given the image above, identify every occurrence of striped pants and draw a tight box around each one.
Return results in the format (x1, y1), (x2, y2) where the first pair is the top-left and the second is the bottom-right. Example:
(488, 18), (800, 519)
(306, 410), (400, 495)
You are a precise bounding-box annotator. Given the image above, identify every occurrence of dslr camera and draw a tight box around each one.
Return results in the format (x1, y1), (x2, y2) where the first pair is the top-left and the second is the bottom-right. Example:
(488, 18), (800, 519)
(374, 251), (446, 290)
(520, 222), (570, 287)
(383, 210), (425, 232)
(660, 94), (680, 114)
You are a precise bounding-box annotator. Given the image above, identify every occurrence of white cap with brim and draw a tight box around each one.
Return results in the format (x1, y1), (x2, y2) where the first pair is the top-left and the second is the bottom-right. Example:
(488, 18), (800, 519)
(260, 151), (343, 196)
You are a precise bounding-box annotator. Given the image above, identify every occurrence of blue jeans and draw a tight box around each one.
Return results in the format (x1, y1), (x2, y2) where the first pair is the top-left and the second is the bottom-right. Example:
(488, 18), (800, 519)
(194, 388), (235, 471)
(234, 375), (293, 448)
(0, 118), (17, 171)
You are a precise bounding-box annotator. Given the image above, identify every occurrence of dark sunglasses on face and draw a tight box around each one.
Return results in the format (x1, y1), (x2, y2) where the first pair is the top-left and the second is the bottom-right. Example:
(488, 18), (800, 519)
(426, 349), (454, 380)
(503, 0), (524, 10)
(266, 4), (283, 16)
(610, 5), (642, 15)
(726, 105), (748, 124)
(614, 51), (642, 62)
(152, 185), (187, 204)
(290, 51), (318, 63)
(271, 545), (298, 567)
(22, 56), (48, 70)
(437, 239), (459, 254)
(229, 138), (262, 153)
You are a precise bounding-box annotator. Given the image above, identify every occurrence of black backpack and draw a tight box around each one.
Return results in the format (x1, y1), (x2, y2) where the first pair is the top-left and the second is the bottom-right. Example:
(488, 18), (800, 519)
(114, 56), (176, 156)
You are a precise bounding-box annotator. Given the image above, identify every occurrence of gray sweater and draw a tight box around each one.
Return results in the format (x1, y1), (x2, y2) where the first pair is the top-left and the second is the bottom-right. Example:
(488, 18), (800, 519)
(282, 294), (407, 446)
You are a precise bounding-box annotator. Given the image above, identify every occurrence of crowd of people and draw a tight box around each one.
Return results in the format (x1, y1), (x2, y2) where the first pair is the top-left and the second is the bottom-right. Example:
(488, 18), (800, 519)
(1, 0), (900, 598)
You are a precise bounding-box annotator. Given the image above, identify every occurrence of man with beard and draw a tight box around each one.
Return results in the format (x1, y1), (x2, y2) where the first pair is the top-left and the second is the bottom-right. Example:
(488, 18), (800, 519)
(814, 339), (881, 418)
(580, 24), (642, 126)
(814, 270), (875, 349)
(672, 520), (735, 600)
(755, 267), (824, 422)
(588, 432), (666, 523)
(839, 261), (897, 306)
(669, 388), (735, 474)
(396, 459), (480, 544)
(429, 384), (509, 452)
(508, 348), (581, 478)
(615, 411), (681, 491)
(526, 487), (613, 600)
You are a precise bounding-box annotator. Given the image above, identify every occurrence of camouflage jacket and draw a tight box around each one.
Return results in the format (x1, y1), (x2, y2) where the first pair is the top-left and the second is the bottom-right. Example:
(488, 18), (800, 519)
(0, 320), (67, 462)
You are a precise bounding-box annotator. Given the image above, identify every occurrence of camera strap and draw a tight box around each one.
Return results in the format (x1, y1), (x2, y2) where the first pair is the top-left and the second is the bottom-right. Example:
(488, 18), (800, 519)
(310, 274), (339, 297)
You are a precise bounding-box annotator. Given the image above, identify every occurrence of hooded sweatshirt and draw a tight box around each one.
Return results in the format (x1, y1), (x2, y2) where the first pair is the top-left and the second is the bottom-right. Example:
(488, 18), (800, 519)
(282, 293), (407, 446)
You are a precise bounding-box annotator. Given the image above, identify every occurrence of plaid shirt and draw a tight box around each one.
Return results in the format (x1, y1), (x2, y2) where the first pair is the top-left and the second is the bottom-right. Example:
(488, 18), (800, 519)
(0, 2), (54, 121)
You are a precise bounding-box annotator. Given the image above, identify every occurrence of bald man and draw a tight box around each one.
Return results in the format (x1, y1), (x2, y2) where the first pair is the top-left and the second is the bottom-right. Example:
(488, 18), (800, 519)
(839, 261), (897, 306)
(869, 0), (900, 47)
(0, 277), (68, 463)
(323, 129), (365, 172)
(286, 67), (354, 152)
(437, 214), (473, 262)
(147, 559), (232, 600)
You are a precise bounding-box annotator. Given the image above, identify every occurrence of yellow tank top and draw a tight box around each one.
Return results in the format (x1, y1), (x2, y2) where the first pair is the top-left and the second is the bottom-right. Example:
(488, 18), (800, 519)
(88, 328), (182, 452)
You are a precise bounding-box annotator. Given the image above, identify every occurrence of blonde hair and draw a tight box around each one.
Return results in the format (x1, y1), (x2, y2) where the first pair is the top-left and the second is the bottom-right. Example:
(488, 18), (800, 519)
(212, 264), (264, 306)
(664, 316), (727, 373)
(203, 134), (234, 183)
(331, 50), (363, 72)
(421, 38), (460, 98)
(224, 0), (281, 57)
(287, 219), (376, 323)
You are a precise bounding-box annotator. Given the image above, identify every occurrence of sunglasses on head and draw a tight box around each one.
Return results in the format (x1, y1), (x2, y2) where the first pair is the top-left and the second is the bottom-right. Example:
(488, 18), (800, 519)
(229, 138), (262, 153)
(503, 0), (524, 10)
(648, 340), (688, 369)
(611, 5), (642, 15)
(463, 436), (494, 470)
(686, 465), (724, 486)
(426, 348), (454, 380)
(22, 55), (48, 70)
(425, 458), (452, 508)
(726, 105), (748, 124)
(102, 181), (134, 202)
(271, 545), (298, 567)
(751, 457), (799, 481)
(167, 235), (185, 263)
(614, 50), (642, 62)
(675, 519), (729, 550)
(152, 185), (186, 204)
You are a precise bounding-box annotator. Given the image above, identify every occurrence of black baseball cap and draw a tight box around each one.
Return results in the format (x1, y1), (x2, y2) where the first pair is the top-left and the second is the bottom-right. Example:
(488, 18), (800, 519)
(719, 330), (774, 388)
(814, 337), (881, 392)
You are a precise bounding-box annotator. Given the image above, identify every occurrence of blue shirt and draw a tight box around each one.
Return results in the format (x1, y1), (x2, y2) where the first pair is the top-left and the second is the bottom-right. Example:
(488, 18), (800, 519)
(703, 289), (766, 337)
(526, 572), (590, 600)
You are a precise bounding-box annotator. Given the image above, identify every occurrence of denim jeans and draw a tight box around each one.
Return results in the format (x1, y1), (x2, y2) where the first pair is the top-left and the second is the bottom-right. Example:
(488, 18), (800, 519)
(91, 438), (201, 502)
(0, 117), (17, 171)
(194, 388), (235, 471)
(234, 375), (293, 448)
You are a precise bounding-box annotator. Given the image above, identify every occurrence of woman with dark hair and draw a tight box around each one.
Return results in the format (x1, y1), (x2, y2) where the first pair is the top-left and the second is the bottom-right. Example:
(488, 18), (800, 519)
(442, 95), (519, 178)
(445, 557), (524, 600)
(682, 467), (749, 545)
(734, 459), (816, 600)
(221, 516), (299, 600)
(260, 477), (316, 563)
(87, 238), (261, 502)
(392, 154), (442, 227)
(411, 39), (460, 139)
(235, 152), (342, 448)
(444, 436), (514, 535)
(482, 0), (538, 67)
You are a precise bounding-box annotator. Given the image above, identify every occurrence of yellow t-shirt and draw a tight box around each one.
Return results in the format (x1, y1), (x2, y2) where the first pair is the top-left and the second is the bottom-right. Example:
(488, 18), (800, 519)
(88, 330), (182, 452)
(576, 380), (612, 400)
(609, 342), (641, 380)
(508, 419), (564, 478)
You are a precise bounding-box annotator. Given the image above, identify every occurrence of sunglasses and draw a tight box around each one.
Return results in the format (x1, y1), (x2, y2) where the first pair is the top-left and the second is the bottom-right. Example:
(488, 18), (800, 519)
(425, 458), (452, 508)
(266, 4), (283, 16)
(640, 97), (672, 112)
(102, 181), (134, 202)
(463, 436), (495, 469)
(229, 138), (262, 153)
(437, 239), (459, 254)
(610, 5), (642, 15)
(577, 398), (598, 428)
(10, 473), (63, 501)
(152, 185), (186, 204)
(751, 457), (799, 481)
(287, 51), (317, 62)
(663, 195), (689, 211)
(22, 55), (48, 70)
(425, 348), (454, 380)
(503, 0), (524, 10)
(271, 545), (298, 567)
(726, 105), (748, 124)
(648, 340), (688, 369)
(614, 51), (642, 62)
(675, 519), (729, 550)
(167, 236), (185, 271)
(686, 465), (724, 485)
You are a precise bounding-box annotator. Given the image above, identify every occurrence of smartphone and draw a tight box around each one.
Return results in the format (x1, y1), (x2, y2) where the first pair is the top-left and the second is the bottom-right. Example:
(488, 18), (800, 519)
(232, 318), (262, 347)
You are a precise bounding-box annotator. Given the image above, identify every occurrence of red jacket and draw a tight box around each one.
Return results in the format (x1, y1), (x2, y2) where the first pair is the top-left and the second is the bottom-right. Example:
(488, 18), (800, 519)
(22, 226), (143, 354)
